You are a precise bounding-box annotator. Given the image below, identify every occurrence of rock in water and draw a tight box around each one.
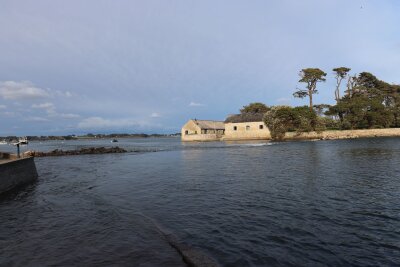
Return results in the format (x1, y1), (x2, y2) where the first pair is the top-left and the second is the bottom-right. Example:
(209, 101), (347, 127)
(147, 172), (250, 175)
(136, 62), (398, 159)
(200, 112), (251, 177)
(28, 147), (127, 157)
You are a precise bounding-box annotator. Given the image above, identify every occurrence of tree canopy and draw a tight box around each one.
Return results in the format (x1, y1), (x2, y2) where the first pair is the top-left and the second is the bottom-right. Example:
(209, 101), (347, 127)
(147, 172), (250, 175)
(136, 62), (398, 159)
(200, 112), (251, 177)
(333, 67), (351, 101)
(240, 102), (270, 114)
(327, 72), (400, 129)
(333, 67), (351, 78)
(240, 67), (400, 141)
(263, 106), (320, 140)
(293, 68), (327, 111)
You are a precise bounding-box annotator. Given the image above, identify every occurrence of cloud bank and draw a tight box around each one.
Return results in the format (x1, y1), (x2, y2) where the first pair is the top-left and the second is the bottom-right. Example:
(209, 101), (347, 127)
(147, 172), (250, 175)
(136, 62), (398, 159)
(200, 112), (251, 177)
(0, 81), (50, 100)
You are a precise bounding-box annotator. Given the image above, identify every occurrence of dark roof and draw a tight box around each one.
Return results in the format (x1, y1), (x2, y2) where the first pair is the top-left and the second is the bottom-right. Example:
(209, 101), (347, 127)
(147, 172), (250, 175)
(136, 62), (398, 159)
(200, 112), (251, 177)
(193, 120), (225, 130)
(224, 113), (265, 123)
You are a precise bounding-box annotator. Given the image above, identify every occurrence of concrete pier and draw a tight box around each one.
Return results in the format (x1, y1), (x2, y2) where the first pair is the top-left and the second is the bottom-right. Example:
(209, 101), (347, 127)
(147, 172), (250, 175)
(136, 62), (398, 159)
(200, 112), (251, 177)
(0, 154), (38, 195)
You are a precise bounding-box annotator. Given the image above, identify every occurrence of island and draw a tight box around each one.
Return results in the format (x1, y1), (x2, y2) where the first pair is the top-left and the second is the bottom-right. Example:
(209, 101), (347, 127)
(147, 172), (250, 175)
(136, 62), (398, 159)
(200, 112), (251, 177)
(182, 68), (400, 142)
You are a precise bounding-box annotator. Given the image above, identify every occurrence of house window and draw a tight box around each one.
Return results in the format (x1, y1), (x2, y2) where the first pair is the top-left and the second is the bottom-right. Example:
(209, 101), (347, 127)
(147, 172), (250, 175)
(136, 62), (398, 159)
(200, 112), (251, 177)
(195, 131), (198, 134)
(185, 130), (188, 135)
(233, 126), (237, 131)
(259, 125), (264, 129)
(246, 126), (250, 130)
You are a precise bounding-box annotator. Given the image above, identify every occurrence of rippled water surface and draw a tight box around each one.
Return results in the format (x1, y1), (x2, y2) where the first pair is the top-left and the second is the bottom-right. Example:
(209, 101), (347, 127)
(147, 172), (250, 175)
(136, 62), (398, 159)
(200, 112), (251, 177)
(1, 137), (400, 266)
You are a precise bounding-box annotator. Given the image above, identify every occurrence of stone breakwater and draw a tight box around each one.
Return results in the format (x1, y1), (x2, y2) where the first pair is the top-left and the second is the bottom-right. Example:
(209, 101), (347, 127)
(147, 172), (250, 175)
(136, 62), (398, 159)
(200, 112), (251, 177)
(26, 146), (127, 157)
(284, 128), (400, 141)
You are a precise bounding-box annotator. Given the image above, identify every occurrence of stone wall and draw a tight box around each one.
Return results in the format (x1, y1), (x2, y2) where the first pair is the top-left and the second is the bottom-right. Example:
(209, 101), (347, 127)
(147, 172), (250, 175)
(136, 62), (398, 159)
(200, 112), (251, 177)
(182, 121), (400, 142)
(181, 133), (221, 142)
(223, 121), (271, 141)
(284, 128), (400, 140)
(0, 152), (18, 160)
(0, 157), (38, 195)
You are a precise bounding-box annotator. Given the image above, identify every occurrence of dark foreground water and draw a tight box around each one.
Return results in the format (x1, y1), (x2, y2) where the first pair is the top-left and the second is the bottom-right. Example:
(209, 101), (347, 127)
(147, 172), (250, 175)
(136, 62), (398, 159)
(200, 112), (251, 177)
(1, 138), (400, 266)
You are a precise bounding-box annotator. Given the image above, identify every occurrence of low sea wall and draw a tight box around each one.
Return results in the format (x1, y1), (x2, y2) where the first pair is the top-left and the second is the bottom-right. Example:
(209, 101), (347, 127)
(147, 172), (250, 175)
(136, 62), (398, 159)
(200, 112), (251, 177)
(181, 127), (400, 142)
(284, 128), (400, 141)
(0, 157), (38, 195)
(181, 134), (221, 142)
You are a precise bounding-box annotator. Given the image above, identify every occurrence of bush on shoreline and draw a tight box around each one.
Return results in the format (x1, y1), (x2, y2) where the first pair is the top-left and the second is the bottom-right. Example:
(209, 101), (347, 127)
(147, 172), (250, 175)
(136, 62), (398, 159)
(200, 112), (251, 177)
(264, 106), (324, 140)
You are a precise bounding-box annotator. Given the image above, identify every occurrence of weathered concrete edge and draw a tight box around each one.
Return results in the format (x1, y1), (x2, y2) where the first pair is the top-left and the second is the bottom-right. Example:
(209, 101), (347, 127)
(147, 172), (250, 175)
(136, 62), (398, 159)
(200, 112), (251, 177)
(0, 157), (38, 195)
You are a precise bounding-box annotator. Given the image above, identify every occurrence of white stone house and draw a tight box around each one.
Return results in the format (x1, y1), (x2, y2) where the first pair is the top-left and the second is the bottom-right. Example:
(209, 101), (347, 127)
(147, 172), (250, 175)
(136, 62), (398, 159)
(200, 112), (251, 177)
(181, 119), (225, 141)
(223, 113), (271, 140)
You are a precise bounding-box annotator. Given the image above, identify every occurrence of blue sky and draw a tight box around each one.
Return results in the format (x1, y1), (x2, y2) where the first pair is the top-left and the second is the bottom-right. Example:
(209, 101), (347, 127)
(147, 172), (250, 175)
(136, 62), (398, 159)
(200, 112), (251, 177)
(0, 0), (399, 135)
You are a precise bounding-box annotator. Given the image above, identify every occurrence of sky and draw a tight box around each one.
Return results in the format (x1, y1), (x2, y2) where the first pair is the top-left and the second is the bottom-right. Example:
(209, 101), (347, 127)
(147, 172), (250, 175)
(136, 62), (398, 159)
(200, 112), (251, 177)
(0, 0), (399, 135)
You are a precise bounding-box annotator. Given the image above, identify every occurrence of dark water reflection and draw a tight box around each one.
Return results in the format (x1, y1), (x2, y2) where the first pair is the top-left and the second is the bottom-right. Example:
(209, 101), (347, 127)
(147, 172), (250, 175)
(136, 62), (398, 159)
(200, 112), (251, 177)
(1, 138), (400, 266)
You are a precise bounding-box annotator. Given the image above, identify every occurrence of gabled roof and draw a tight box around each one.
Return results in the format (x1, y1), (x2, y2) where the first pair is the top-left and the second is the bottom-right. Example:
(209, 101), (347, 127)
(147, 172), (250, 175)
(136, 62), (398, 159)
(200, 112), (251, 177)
(224, 113), (265, 123)
(192, 120), (225, 130)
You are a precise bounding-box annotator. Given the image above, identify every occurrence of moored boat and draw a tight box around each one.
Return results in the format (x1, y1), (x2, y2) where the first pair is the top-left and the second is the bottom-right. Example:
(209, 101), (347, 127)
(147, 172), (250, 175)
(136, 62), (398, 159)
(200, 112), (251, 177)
(18, 137), (28, 145)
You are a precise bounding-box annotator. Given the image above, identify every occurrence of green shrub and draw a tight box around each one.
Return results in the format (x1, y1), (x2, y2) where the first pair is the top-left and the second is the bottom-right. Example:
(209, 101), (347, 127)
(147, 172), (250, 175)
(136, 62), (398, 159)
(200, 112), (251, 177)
(264, 105), (320, 140)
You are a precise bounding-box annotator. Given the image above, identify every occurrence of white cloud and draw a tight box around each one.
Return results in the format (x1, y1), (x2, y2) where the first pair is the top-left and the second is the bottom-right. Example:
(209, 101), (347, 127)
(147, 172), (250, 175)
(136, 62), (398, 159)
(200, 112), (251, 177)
(77, 116), (159, 131)
(0, 111), (15, 117)
(0, 81), (75, 102)
(78, 117), (137, 129)
(0, 81), (50, 100)
(32, 102), (54, 109)
(32, 102), (56, 115)
(25, 116), (49, 122)
(59, 113), (80, 119)
(189, 101), (205, 107)
(31, 102), (79, 119)
(150, 112), (161, 118)
(0, 104), (6, 109)
(55, 90), (73, 98)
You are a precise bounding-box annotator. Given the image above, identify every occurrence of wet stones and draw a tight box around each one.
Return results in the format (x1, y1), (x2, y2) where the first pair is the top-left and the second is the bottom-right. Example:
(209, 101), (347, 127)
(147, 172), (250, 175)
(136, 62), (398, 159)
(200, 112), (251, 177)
(26, 146), (127, 157)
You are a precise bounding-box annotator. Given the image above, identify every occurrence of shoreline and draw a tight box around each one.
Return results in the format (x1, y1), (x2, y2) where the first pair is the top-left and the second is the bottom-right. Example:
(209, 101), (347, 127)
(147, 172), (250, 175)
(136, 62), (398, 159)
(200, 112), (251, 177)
(282, 128), (400, 141)
(183, 128), (400, 142)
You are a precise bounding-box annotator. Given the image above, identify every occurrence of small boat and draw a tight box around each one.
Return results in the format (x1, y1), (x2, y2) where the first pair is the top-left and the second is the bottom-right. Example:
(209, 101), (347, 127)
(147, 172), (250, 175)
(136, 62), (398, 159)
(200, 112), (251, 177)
(0, 140), (7, 145)
(111, 139), (118, 143)
(18, 137), (28, 145)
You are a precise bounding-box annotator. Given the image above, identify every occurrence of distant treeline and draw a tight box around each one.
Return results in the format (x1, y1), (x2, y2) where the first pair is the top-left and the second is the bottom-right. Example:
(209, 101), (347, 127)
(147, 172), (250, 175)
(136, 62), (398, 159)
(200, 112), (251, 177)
(82, 133), (180, 139)
(0, 133), (181, 142)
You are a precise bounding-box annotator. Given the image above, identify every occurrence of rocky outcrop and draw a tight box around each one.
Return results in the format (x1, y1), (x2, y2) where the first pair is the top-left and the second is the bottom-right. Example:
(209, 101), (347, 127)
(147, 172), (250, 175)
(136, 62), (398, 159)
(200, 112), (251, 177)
(26, 146), (127, 157)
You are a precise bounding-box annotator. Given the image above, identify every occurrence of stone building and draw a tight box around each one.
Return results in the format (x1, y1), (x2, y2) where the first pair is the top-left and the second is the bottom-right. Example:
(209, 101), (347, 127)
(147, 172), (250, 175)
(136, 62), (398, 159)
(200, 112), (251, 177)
(181, 119), (225, 141)
(223, 113), (271, 140)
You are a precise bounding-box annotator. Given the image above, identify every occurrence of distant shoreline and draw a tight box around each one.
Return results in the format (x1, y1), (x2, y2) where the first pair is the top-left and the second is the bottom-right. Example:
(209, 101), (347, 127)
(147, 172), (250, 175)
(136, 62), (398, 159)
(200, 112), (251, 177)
(0, 134), (181, 143)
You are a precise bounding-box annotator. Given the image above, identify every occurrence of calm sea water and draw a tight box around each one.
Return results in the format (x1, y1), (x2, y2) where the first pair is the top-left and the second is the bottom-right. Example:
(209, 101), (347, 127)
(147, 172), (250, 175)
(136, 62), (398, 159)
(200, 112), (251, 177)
(1, 137), (400, 266)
